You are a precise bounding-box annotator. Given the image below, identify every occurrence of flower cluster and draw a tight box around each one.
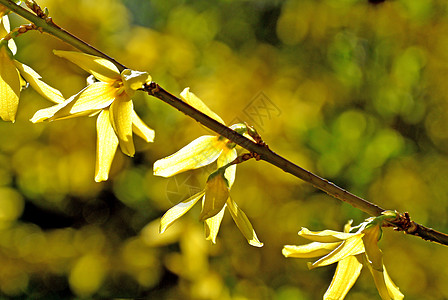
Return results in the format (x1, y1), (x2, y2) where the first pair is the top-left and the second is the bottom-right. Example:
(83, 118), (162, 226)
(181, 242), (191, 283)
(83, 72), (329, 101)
(31, 50), (154, 182)
(283, 212), (403, 300)
(0, 14), (64, 122)
(154, 88), (263, 247)
(1, 12), (154, 182)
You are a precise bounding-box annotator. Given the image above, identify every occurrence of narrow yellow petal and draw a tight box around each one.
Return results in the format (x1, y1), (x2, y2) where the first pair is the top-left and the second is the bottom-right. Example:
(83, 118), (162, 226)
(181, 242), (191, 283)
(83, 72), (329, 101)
(217, 148), (237, 188)
(200, 172), (230, 221)
(299, 227), (358, 243)
(204, 205), (226, 244)
(160, 191), (205, 234)
(53, 50), (120, 82)
(95, 109), (119, 182)
(367, 262), (393, 300)
(362, 224), (383, 271)
(0, 47), (20, 122)
(384, 265), (404, 300)
(30, 101), (67, 123)
(110, 97), (135, 157)
(7, 39), (16, 56)
(32, 82), (115, 123)
(132, 110), (154, 143)
(0, 16), (16, 55)
(227, 197), (263, 247)
(0, 16), (9, 32)
(65, 82), (116, 115)
(282, 242), (340, 258)
(180, 87), (225, 125)
(309, 234), (365, 269)
(153, 135), (223, 177)
(0, 15), (10, 34)
(14, 61), (64, 103)
(323, 255), (363, 300)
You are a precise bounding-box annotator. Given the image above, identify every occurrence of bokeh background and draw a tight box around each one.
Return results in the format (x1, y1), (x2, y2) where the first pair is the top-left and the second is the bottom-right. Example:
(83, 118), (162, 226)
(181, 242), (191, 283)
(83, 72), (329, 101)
(1, 0), (447, 298)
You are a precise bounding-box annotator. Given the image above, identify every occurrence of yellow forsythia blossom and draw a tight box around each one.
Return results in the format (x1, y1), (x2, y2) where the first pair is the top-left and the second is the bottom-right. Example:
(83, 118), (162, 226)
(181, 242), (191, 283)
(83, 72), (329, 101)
(155, 89), (262, 246)
(0, 15), (64, 122)
(159, 168), (263, 247)
(283, 215), (403, 300)
(31, 50), (154, 182)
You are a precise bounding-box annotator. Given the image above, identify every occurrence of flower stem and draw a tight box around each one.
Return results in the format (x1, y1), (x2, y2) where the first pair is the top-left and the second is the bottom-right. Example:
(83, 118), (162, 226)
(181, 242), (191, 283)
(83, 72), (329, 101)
(2, 0), (448, 246)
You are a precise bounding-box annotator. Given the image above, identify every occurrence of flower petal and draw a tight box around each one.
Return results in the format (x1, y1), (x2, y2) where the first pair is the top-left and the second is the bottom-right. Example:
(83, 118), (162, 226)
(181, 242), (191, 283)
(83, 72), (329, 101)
(323, 255), (363, 300)
(367, 262), (394, 300)
(64, 82), (116, 115)
(180, 87), (225, 125)
(204, 205), (226, 244)
(282, 242), (340, 258)
(53, 50), (120, 82)
(30, 102), (64, 123)
(362, 224), (383, 271)
(0, 16), (16, 55)
(299, 227), (358, 243)
(110, 97), (135, 156)
(95, 109), (119, 182)
(227, 197), (263, 247)
(159, 191), (205, 234)
(200, 171), (230, 221)
(14, 61), (64, 103)
(309, 234), (365, 269)
(217, 148), (237, 188)
(132, 110), (155, 143)
(0, 47), (20, 122)
(153, 135), (223, 177)
(384, 265), (404, 300)
(31, 82), (116, 123)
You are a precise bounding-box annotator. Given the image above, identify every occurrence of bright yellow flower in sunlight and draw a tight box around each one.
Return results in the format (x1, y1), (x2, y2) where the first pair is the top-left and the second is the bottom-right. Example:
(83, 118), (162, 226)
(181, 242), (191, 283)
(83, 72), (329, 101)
(154, 87), (240, 185)
(154, 88), (262, 246)
(0, 15), (64, 122)
(31, 50), (155, 182)
(159, 168), (263, 247)
(282, 214), (403, 300)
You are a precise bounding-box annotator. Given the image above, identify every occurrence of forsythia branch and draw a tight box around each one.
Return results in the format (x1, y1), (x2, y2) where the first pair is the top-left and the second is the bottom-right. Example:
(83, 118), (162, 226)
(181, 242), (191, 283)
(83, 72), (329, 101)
(1, 0), (448, 246)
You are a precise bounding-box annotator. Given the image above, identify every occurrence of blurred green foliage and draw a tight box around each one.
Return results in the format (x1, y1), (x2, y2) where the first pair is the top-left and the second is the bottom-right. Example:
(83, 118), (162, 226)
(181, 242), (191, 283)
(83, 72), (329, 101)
(1, 0), (448, 298)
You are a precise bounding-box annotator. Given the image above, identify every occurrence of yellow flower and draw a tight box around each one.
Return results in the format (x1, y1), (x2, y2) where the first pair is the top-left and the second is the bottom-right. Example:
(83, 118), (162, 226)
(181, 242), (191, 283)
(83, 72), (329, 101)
(159, 168), (263, 247)
(31, 50), (155, 182)
(0, 15), (64, 122)
(153, 87), (243, 188)
(155, 89), (262, 246)
(283, 214), (403, 300)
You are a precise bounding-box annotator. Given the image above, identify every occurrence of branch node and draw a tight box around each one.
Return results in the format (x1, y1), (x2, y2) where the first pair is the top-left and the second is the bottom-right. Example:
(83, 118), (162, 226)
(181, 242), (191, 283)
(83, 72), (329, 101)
(144, 82), (159, 96)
